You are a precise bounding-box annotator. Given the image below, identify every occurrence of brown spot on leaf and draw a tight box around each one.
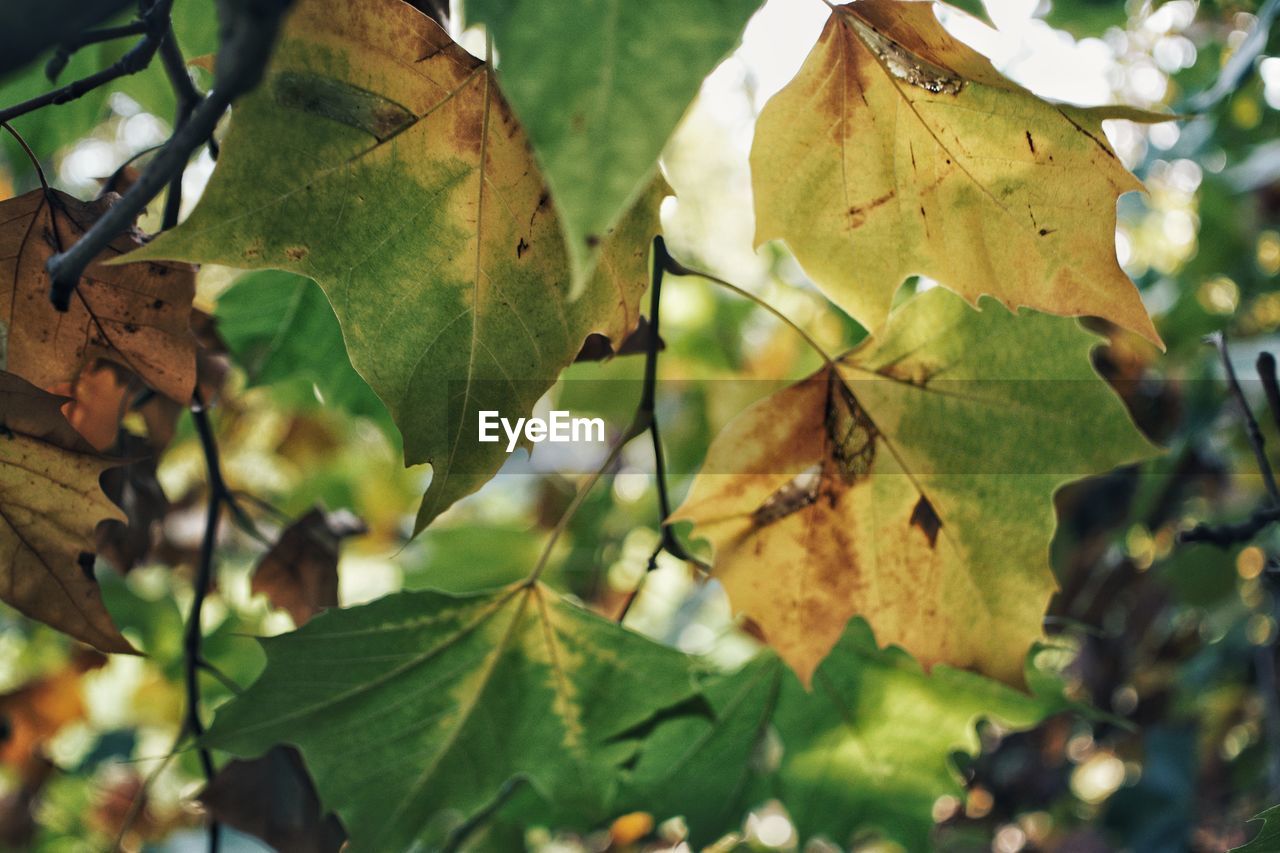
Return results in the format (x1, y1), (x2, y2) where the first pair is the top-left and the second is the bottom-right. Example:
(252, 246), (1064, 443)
(847, 190), (896, 228)
(285, 246), (309, 261)
(910, 496), (942, 548)
(1025, 130), (1036, 154)
(516, 238), (529, 259)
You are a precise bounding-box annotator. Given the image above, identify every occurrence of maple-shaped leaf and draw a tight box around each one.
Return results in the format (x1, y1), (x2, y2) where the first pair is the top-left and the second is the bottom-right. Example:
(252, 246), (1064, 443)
(203, 582), (698, 849)
(0, 371), (134, 653)
(751, 0), (1162, 346)
(628, 619), (1070, 848)
(672, 288), (1156, 686)
(131, 0), (664, 530)
(201, 746), (345, 853)
(467, 0), (760, 289)
(0, 189), (196, 402)
(251, 508), (366, 627)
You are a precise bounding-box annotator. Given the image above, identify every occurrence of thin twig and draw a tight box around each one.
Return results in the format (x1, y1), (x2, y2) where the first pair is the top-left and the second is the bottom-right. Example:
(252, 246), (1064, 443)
(45, 20), (149, 81)
(0, 122), (50, 189)
(1179, 504), (1280, 546)
(157, 21), (200, 230)
(440, 777), (526, 852)
(45, 0), (294, 311)
(1213, 333), (1280, 504)
(1258, 352), (1280, 437)
(187, 388), (223, 852)
(617, 238), (709, 624)
(0, 0), (173, 127)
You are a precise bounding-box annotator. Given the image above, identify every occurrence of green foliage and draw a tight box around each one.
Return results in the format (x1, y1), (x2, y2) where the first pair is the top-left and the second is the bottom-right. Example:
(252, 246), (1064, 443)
(204, 583), (700, 848)
(467, 0), (762, 287)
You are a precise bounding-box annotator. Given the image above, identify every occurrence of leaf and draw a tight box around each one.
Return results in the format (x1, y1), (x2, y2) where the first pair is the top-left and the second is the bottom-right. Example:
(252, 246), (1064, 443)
(95, 432), (167, 572)
(48, 360), (130, 451)
(0, 188), (197, 402)
(750, 0), (1161, 346)
(672, 288), (1157, 686)
(251, 507), (366, 627)
(215, 270), (392, 429)
(200, 746), (346, 853)
(131, 0), (663, 529)
(629, 619), (1070, 848)
(203, 582), (699, 849)
(623, 654), (780, 847)
(1234, 805), (1280, 853)
(0, 370), (134, 653)
(773, 620), (1069, 848)
(467, 0), (760, 288)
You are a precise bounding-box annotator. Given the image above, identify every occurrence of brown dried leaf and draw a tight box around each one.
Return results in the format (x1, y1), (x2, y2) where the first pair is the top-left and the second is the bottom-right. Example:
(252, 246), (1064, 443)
(200, 746), (345, 853)
(95, 433), (167, 572)
(0, 188), (197, 402)
(252, 508), (366, 626)
(0, 370), (135, 653)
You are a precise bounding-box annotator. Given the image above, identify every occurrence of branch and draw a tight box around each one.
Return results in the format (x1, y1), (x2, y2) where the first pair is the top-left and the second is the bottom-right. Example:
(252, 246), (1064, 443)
(1180, 339), (1280, 547)
(186, 388), (224, 852)
(0, 0), (172, 127)
(0, 0), (135, 78)
(45, 20), (150, 81)
(617, 237), (709, 624)
(157, 21), (200, 230)
(46, 0), (294, 311)
(1214, 333), (1279, 503)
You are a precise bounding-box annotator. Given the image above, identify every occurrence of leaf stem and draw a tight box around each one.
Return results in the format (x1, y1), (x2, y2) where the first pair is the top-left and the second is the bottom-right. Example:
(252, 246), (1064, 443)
(661, 247), (838, 370)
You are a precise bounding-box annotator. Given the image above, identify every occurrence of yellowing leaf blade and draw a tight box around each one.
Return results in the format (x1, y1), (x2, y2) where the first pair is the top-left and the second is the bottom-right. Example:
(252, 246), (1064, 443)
(131, 0), (661, 530)
(673, 289), (1157, 686)
(751, 0), (1160, 345)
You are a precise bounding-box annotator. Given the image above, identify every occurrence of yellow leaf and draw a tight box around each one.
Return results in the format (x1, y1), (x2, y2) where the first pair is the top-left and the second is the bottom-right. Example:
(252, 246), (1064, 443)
(672, 290), (1156, 687)
(751, 0), (1161, 347)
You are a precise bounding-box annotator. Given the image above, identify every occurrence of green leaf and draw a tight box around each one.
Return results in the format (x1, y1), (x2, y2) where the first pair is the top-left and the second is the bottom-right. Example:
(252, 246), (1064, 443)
(204, 583), (699, 849)
(623, 654), (780, 847)
(215, 270), (394, 434)
(467, 0), (761, 288)
(131, 0), (663, 530)
(1043, 0), (1129, 38)
(1233, 805), (1280, 853)
(772, 619), (1070, 849)
(628, 619), (1072, 848)
(673, 288), (1160, 686)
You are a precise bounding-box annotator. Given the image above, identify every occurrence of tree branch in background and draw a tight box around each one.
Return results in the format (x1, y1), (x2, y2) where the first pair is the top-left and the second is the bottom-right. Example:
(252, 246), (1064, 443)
(45, 0), (294, 311)
(0, 0), (135, 78)
(0, 0), (173, 128)
(1181, 337), (1280, 545)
